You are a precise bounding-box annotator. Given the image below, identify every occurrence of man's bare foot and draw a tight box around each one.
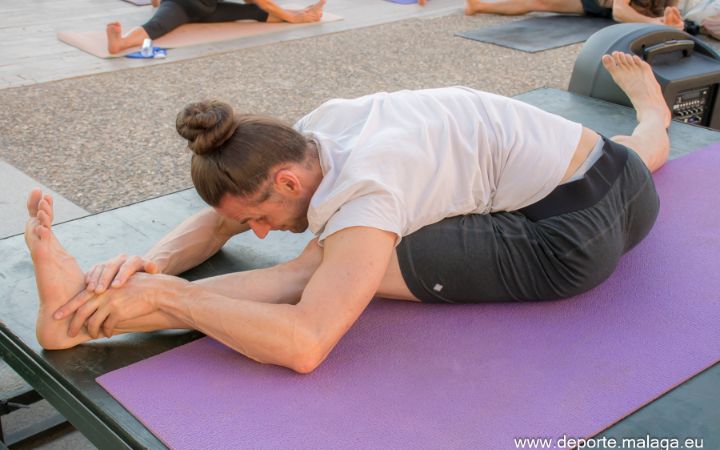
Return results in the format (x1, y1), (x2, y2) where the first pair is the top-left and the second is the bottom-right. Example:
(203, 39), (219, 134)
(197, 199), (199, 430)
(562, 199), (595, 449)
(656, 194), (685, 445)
(106, 22), (123, 54)
(603, 52), (670, 172)
(25, 189), (90, 350)
(602, 51), (671, 128)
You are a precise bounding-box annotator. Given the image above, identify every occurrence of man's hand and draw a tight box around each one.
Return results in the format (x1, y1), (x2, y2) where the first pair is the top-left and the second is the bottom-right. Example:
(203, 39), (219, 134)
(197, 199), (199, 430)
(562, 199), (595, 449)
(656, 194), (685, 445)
(56, 273), (186, 339)
(84, 254), (160, 294)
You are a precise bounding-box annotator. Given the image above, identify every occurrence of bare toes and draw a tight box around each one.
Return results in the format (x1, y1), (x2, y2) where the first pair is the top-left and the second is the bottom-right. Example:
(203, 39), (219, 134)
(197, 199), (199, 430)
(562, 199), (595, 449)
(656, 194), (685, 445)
(620, 52), (633, 67)
(27, 189), (42, 218)
(609, 52), (621, 67)
(35, 224), (50, 240)
(37, 209), (52, 228)
(39, 197), (53, 218)
(629, 54), (641, 68)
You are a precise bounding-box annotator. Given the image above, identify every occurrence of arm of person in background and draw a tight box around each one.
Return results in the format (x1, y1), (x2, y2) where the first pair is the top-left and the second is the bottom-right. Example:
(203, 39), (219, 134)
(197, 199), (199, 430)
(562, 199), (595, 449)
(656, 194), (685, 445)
(84, 207), (249, 294)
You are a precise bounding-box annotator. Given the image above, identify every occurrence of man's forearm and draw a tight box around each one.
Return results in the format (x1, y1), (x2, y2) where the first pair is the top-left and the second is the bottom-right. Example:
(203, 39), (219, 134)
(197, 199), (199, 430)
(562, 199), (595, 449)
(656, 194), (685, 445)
(114, 311), (187, 333)
(145, 208), (249, 275)
(193, 259), (312, 304)
(157, 284), (315, 372)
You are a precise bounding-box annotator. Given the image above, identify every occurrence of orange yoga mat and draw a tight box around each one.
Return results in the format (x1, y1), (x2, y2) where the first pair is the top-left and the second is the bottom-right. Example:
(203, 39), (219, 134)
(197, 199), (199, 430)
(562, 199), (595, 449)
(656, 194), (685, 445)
(57, 9), (343, 59)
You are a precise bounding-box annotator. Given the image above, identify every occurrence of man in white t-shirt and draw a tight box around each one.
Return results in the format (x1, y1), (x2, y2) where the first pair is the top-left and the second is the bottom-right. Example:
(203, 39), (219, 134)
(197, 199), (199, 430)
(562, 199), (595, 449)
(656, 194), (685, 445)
(26, 51), (669, 373)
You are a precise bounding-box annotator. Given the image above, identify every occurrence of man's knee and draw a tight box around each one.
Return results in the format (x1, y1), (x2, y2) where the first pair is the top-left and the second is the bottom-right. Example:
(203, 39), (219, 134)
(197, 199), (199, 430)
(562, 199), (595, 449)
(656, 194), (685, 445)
(610, 134), (669, 173)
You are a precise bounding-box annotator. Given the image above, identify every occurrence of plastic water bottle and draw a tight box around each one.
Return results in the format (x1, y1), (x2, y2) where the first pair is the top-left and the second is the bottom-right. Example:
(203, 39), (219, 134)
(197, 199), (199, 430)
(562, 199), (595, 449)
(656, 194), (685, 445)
(141, 38), (153, 57)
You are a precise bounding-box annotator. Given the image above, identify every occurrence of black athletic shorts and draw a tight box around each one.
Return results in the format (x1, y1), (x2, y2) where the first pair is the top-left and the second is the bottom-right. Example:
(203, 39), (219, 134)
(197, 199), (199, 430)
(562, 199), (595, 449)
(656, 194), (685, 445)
(396, 137), (659, 303)
(581, 0), (613, 18)
(143, 0), (269, 40)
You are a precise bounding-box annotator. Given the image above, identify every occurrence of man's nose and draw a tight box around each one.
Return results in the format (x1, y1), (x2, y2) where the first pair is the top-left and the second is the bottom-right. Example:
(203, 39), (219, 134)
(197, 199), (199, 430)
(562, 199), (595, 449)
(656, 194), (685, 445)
(249, 221), (270, 239)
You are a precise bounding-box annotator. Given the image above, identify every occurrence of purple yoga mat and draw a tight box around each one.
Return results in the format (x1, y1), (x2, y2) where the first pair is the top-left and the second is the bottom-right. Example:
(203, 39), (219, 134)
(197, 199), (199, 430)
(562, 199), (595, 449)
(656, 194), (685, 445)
(98, 145), (720, 450)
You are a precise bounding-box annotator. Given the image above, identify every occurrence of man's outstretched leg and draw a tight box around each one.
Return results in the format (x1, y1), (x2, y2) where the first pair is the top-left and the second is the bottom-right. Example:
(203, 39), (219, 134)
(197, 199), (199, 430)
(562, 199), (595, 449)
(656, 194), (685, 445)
(603, 51), (671, 172)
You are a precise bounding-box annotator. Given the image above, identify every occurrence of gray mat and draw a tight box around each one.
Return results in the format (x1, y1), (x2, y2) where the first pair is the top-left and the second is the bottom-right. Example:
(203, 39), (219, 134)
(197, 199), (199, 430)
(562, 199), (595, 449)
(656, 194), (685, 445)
(456, 15), (615, 53)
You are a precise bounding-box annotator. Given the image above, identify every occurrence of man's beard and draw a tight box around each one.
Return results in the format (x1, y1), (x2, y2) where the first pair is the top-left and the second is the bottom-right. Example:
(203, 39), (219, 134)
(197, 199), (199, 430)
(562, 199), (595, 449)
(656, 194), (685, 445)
(288, 215), (309, 233)
(282, 196), (310, 233)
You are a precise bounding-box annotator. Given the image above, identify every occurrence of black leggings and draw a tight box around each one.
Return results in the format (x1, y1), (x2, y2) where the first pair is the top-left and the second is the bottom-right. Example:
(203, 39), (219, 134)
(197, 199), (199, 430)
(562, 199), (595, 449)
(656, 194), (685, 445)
(142, 1), (270, 40)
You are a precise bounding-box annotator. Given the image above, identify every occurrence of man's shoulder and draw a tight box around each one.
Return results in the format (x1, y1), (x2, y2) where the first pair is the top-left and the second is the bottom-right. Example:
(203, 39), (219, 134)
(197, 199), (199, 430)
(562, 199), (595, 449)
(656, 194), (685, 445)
(295, 87), (488, 131)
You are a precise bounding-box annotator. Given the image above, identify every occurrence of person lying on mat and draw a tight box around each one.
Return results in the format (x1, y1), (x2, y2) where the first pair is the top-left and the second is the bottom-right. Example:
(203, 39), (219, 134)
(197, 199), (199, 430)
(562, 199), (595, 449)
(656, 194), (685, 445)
(464, 0), (685, 30)
(27, 51), (669, 373)
(106, 0), (326, 54)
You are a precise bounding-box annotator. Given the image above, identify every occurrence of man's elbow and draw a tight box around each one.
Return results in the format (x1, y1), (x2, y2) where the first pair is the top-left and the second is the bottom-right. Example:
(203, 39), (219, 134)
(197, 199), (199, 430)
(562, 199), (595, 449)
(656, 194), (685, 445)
(291, 355), (322, 374)
(289, 344), (326, 374)
(288, 323), (331, 374)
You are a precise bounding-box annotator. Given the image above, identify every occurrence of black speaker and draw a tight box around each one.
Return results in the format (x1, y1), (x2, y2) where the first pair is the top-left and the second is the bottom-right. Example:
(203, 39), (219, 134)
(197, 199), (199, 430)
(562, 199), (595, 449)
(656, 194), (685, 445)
(569, 23), (720, 130)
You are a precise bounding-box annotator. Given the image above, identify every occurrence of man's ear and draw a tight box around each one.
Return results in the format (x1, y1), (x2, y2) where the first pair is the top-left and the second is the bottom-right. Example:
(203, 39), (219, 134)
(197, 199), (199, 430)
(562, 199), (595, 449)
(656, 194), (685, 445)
(274, 169), (302, 195)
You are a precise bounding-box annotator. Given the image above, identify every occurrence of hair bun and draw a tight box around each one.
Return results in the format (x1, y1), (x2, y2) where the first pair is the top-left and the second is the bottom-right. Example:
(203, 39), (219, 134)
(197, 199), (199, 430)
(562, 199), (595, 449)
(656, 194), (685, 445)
(176, 100), (237, 156)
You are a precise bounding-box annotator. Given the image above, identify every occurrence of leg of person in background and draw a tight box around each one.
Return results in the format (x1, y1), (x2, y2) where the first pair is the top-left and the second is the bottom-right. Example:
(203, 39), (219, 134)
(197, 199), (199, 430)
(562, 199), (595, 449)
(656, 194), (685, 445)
(107, 1), (190, 54)
(254, 0), (326, 23)
(107, 0), (327, 54)
(196, 3), (272, 23)
(464, 0), (583, 15)
(662, 6), (685, 29)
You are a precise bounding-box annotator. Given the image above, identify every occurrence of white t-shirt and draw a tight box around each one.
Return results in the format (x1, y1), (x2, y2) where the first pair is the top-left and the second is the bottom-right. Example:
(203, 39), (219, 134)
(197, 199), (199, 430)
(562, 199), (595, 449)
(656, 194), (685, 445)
(293, 87), (583, 245)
